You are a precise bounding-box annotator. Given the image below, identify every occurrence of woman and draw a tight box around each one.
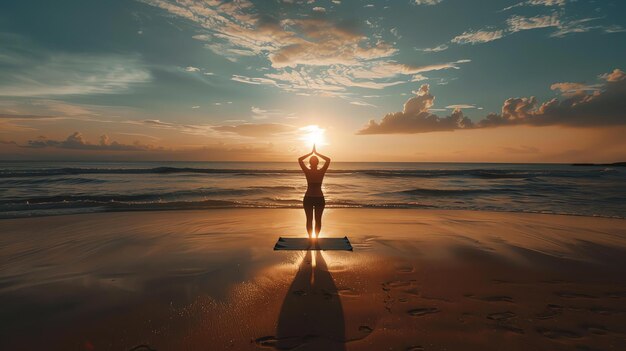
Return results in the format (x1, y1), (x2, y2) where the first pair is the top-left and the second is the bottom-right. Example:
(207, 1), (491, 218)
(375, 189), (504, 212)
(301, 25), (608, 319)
(298, 145), (331, 238)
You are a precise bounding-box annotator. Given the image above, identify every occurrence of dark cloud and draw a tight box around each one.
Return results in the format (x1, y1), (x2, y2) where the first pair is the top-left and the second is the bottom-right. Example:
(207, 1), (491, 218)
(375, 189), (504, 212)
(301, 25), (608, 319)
(357, 84), (474, 134)
(213, 123), (294, 137)
(358, 69), (626, 134)
(24, 132), (157, 151)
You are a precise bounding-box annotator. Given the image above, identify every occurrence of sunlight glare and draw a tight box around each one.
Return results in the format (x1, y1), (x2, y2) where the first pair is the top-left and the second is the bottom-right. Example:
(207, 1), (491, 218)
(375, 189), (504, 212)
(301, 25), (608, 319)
(299, 125), (327, 148)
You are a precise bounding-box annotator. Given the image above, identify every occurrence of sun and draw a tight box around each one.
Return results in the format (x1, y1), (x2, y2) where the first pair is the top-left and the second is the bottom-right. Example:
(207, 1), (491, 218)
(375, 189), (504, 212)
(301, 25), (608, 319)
(299, 125), (327, 148)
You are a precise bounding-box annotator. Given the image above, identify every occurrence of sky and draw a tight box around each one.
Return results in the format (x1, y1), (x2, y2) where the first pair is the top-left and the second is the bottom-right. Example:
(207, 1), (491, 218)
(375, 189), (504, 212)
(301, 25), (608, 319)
(1, 0), (625, 162)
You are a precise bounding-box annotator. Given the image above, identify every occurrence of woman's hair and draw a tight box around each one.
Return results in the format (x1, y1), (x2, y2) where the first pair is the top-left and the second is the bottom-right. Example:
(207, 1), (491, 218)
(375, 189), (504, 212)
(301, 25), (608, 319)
(309, 155), (319, 167)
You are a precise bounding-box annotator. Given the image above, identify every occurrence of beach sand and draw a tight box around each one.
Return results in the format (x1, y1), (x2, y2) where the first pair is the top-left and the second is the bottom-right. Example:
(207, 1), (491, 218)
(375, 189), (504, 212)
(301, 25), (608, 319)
(1, 209), (625, 350)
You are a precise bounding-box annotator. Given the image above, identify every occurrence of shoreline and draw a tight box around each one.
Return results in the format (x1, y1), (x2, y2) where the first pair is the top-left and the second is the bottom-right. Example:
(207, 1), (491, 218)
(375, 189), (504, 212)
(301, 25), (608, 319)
(2, 205), (625, 221)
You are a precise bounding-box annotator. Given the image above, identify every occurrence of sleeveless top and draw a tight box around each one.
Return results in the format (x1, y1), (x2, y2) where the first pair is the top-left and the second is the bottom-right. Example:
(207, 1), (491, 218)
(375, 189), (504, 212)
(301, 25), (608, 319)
(304, 169), (325, 197)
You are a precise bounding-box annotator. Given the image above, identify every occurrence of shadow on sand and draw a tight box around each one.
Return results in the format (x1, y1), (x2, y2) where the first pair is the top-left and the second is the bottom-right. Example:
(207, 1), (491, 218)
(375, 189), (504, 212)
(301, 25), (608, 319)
(274, 250), (346, 350)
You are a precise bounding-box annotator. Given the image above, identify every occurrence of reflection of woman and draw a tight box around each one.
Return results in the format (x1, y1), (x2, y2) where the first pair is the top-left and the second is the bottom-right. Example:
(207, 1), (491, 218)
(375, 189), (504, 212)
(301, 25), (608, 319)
(298, 145), (331, 238)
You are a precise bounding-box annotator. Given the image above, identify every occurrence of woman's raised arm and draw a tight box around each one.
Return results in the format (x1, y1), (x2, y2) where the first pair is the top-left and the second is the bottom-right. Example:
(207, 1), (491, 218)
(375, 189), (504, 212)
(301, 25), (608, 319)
(298, 149), (314, 171)
(315, 149), (331, 172)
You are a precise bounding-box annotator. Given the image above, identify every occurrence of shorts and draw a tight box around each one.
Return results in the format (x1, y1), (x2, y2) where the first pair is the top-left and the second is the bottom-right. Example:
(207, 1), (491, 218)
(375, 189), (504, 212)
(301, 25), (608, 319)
(303, 196), (325, 208)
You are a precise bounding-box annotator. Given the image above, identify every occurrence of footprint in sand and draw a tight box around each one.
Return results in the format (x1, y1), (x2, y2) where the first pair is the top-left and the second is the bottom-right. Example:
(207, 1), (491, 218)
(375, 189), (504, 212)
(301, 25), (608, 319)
(487, 312), (524, 334)
(496, 324), (525, 334)
(487, 311), (517, 321)
(481, 295), (514, 302)
(404, 287), (420, 296)
(382, 280), (414, 291)
(396, 266), (415, 273)
(536, 327), (582, 339)
(408, 307), (440, 316)
(581, 324), (609, 335)
(556, 291), (596, 299)
(589, 306), (621, 315)
(535, 304), (563, 320)
(465, 294), (513, 302)
(128, 346), (157, 351)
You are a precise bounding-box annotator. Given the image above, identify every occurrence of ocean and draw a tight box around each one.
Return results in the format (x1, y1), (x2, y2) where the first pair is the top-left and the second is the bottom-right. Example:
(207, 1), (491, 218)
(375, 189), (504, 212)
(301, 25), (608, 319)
(0, 161), (624, 219)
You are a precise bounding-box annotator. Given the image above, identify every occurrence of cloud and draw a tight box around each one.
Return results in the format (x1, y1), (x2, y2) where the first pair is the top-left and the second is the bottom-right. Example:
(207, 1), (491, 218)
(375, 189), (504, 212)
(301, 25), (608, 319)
(357, 84), (474, 134)
(414, 0), (443, 5)
(446, 104), (476, 109)
(604, 25), (626, 34)
(502, 0), (566, 11)
(0, 36), (150, 97)
(411, 74), (428, 82)
(266, 19), (397, 68)
(450, 4), (626, 44)
(231, 75), (278, 86)
(549, 17), (602, 37)
(419, 44), (448, 52)
(244, 59), (468, 100)
(141, 0), (471, 98)
(0, 110), (96, 131)
(394, 60), (471, 74)
(601, 69), (626, 82)
(143, 1), (396, 68)
(24, 132), (157, 151)
(507, 14), (560, 33)
(251, 106), (295, 120)
(358, 68), (626, 134)
(213, 123), (294, 137)
(34, 100), (94, 116)
(349, 100), (377, 107)
(550, 82), (601, 97)
(185, 66), (200, 72)
(141, 119), (214, 135)
(0, 113), (61, 120)
(452, 10), (619, 46)
(312, 6), (325, 12)
(451, 29), (504, 44)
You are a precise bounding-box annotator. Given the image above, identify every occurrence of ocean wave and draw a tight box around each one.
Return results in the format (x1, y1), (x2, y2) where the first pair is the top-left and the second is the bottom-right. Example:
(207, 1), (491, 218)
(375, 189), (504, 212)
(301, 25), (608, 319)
(0, 166), (617, 179)
(1, 177), (106, 185)
(399, 187), (510, 196)
(0, 187), (295, 205)
(1, 163), (623, 220)
(2, 198), (621, 220)
(0, 198), (436, 219)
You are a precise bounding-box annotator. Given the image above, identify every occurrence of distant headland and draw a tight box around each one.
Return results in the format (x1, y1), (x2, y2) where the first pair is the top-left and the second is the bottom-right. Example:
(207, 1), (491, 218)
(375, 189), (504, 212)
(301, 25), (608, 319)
(572, 162), (626, 167)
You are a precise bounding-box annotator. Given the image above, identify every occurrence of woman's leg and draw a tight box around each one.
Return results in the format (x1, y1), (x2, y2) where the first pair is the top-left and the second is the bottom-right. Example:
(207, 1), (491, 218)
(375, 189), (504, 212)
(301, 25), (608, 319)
(314, 198), (325, 237)
(304, 197), (313, 237)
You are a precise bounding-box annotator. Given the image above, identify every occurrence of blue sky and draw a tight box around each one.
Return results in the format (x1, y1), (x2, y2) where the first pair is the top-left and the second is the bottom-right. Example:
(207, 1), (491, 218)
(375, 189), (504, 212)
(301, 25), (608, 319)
(1, 0), (625, 162)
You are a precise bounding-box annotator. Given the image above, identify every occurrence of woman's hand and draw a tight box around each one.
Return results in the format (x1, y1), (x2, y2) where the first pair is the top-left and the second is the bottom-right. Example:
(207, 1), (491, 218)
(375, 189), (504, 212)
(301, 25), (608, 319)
(299, 149), (314, 161)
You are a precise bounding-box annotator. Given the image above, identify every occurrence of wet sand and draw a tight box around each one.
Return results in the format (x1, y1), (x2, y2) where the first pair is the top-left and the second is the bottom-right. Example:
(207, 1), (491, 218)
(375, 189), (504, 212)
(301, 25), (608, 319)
(1, 209), (625, 350)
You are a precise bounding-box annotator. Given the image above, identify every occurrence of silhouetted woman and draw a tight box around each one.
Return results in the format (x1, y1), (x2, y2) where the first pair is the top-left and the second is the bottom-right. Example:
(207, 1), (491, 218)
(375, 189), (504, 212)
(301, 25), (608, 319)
(298, 145), (330, 238)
